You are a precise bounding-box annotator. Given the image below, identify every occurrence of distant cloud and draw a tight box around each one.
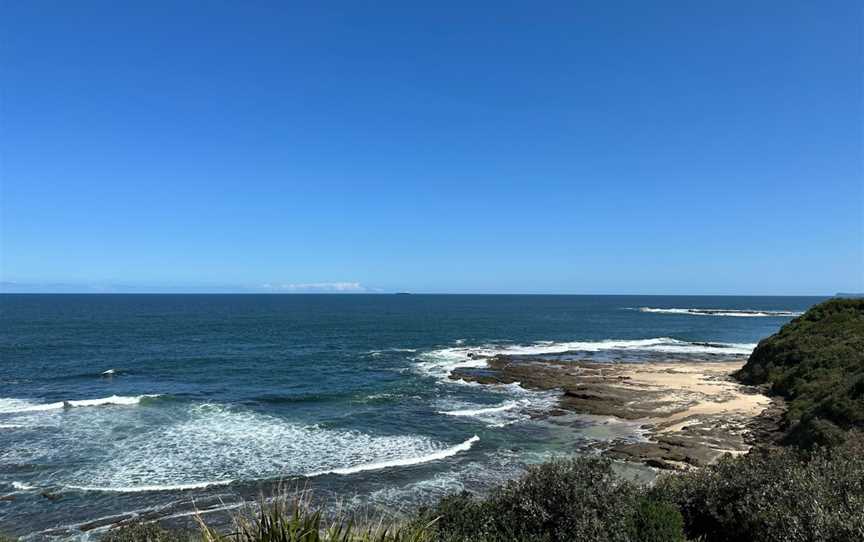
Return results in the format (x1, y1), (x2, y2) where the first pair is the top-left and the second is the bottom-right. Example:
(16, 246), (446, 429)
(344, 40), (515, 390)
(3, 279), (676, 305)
(0, 280), (377, 294)
(0, 281), (121, 293)
(260, 282), (367, 293)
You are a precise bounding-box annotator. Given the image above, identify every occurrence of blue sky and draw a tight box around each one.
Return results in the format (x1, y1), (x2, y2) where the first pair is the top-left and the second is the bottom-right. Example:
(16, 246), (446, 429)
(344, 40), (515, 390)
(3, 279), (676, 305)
(1, 1), (861, 294)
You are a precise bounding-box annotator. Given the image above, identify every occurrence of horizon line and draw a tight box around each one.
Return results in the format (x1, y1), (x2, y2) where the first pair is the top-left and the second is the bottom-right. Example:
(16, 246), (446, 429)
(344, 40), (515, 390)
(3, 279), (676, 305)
(0, 291), (840, 297)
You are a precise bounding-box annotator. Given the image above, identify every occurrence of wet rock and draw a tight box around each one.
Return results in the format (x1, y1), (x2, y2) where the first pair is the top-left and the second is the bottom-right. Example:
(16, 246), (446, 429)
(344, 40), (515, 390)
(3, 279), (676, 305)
(449, 352), (780, 470)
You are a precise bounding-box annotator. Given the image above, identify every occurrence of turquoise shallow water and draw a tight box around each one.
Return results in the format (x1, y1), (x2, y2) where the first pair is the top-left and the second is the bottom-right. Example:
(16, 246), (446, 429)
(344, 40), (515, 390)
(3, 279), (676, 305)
(0, 294), (822, 538)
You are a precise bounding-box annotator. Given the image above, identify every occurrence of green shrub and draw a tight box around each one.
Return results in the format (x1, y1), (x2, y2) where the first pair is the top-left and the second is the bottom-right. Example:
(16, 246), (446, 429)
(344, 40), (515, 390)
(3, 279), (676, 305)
(101, 523), (199, 542)
(652, 437), (864, 542)
(631, 498), (684, 542)
(89, 447), (864, 542)
(426, 492), (498, 541)
(736, 298), (864, 448)
(428, 457), (641, 542)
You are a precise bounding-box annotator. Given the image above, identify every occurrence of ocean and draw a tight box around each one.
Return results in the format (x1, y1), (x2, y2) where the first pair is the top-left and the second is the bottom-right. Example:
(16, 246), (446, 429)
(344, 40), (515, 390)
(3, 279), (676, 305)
(0, 294), (822, 539)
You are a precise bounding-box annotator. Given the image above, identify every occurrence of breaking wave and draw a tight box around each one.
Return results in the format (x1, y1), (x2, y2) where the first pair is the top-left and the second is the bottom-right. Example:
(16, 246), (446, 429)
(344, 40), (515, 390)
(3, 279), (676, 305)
(634, 307), (802, 317)
(0, 395), (161, 414)
(414, 337), (756, 383)
(365, 348), (419, 357)
(439, 402), (518, 417)
(57, 404), (476, 493)
(66, 480), (235, 493)
(307, 435), (479, 477)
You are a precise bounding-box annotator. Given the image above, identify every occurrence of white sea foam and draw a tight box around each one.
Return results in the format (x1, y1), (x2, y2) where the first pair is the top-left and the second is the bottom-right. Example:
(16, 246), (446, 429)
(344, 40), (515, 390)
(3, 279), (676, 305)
(439, 402), (518, 417)
(67, 480), (235, 493)
(11, 481), (36, 491)
(0, 423), (25, 429)
(157, 500), (247, 521)
(362, 393), (412, 402)
(60, 404), (476, 493)
(0, 398), (47, 414)
(436, 387), (560, 427)
(365, 348), (418, 357)
(635, 307), (802, 317)
(361, 447), (548, 511)
(65, 395), (160, 408)
(308, 435), (479, 477)
(415, 337), (756, 384)
(0, 395), (159, 414)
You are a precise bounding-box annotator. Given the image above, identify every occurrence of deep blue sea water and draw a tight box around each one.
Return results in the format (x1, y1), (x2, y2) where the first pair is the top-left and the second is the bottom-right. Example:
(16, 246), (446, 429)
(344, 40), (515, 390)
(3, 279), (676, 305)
(0, 294), (823, 538)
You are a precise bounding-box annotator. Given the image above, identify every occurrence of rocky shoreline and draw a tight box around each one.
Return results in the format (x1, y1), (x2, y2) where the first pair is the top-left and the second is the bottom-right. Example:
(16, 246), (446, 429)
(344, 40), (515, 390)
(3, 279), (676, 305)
(452, 354), (783, 470)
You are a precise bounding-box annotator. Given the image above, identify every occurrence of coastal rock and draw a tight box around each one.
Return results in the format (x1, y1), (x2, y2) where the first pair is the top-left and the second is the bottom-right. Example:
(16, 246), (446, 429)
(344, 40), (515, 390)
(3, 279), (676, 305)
(40, 491), (62, 502)
(452, 354), (775, 470)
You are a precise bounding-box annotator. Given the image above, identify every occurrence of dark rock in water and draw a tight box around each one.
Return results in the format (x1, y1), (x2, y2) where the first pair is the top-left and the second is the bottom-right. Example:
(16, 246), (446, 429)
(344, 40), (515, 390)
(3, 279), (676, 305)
(40, 491), (61, 502)
(0, 494), (16, 502)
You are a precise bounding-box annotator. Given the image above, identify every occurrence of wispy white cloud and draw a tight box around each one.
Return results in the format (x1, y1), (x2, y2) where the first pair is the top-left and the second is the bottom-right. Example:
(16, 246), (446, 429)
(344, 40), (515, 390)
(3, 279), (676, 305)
(260, 282), (367, 293)
(0, 280), (376, 294)
(0, 280), (380, 294)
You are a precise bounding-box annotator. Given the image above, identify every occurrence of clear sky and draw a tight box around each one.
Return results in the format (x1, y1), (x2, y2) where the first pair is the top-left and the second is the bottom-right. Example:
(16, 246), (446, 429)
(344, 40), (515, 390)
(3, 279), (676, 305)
(1, 1), (862, 294)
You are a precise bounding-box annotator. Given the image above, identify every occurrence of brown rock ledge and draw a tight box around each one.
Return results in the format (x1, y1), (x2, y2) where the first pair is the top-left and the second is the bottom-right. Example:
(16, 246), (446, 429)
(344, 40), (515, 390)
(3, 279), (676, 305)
(451, 355), (781, 470)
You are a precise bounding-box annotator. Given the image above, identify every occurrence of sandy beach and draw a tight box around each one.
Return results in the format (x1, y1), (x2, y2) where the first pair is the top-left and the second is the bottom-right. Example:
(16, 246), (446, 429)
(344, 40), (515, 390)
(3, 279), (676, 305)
(452, 356), (781, 469)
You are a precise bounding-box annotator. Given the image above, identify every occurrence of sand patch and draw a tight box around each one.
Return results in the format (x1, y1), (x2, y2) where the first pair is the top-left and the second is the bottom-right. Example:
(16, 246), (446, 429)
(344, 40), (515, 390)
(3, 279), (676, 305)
(450, 356), (779, 470)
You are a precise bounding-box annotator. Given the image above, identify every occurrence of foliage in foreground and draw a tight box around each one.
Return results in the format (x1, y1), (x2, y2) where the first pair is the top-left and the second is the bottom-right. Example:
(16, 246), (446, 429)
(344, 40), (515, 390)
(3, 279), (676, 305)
(653, 436), (864, 542)
(104, 442), (864, 542)
(426, 457), (680, 542)
(104, 497), (434, 542)
(102, 523), (198, 542)
(200, 497), (434, 542)
(105, 459), (681, 542)
(736, 298), (864, 447)
(426, 441), (863, 541)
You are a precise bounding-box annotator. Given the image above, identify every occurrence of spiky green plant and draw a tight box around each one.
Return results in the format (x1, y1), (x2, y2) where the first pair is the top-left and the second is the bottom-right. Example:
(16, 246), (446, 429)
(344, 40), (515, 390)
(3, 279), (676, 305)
(195, 494), (434, 542)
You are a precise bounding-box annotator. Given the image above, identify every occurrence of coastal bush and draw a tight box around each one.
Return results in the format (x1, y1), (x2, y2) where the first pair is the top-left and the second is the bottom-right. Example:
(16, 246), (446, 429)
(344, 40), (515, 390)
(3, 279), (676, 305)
(102, 523), (199, 542)
(101, 500), (433, 542)
(652, 437), (864, 542)
(426, 457), (684, 542)
(735, 298), (864, 447)
(99, 446), (864, 542)
(631, 498), (684, 542)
